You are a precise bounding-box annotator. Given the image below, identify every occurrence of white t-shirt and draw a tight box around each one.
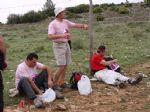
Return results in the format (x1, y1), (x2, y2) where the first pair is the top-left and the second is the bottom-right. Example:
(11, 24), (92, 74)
(15, 61), (44, 88)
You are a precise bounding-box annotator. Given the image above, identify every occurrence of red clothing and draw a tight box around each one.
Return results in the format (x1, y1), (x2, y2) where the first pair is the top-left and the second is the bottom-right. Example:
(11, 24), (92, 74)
(91, 53), (106, 70)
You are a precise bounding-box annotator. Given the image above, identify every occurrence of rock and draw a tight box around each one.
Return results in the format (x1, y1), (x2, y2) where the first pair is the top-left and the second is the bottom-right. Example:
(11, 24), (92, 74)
(64, 98), (69, 102)
(29, 105), (35, 110)
(70, 105), (76, 109)
(56, 104), (67, 111)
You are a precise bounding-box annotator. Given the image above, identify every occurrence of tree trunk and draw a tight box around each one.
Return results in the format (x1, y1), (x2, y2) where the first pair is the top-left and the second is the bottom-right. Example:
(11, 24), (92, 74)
(89, 0), (94, 75)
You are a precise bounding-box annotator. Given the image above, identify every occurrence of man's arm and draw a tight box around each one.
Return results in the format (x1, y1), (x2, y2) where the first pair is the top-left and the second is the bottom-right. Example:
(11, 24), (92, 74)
(27, 77), (43, 95)
(41, 65), (53, 88)
(100, 59), (118, 66)
(0, 34), (7, 69)
(48, 33), (70, 40)
(72, 23), (88, 30)
(0, 35), (6, 59)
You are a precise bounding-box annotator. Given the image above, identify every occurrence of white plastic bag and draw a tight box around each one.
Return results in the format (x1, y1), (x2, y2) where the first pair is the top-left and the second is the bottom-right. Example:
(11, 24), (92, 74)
(77, 75), (92, 96)
(41, 88), (56, 103)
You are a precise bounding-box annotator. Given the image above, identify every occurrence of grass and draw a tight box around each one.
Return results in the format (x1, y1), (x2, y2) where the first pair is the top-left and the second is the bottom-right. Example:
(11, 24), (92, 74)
(0, 20), (150, 106)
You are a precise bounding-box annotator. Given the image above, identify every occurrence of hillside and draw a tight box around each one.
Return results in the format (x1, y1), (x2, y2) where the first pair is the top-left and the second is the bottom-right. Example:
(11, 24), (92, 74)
(0, 3), (150, 112)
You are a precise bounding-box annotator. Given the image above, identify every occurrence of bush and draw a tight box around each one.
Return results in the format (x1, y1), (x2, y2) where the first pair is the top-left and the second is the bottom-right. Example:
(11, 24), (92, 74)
(65, 11), (81, 19)
(94, 3), (116, 11)
(118, 6), (129, 14)
(145, 0), (150, 5)
(109, 6), (119, 12)
(66, 4), (89, 13)
(7, 14), (21, 24)
(7, 10), (48, 24)
(93, 6), (103, 13)
(96, 15), (105, 21)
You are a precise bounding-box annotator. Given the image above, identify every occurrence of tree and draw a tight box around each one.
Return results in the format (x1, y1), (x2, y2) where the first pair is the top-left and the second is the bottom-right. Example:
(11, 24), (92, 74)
(43, 0), (55, 17)
(144, 0), (150, 5)
(43, 0), (55, 10)
(89, 0), (94, 75)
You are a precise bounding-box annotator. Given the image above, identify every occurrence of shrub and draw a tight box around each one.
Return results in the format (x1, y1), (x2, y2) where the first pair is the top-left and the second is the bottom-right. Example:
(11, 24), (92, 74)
(96, 15), (105, 21)
(109, 6), (119, 12)
(7, 10), (48, 24)
(100, 3), (110, 10)
(145, 0), (150, 5)
(7, 14), (21, 24)
(93, 6), (103, 13)
(65, 11), (81, 19)
(66, 4), (89, 13)
(118, 6), (129, 14)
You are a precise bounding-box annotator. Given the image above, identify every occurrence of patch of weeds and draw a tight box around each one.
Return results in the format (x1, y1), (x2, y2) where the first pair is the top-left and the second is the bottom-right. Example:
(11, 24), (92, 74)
(120, 96), (127, 103)
(21, 34), (28, 39)
(145, 27), (150, 32)
(34, 46), (45, 53)
(143, 103), (150, 109)
(72, 38), (85, 50)
(132, 31), (144, 41)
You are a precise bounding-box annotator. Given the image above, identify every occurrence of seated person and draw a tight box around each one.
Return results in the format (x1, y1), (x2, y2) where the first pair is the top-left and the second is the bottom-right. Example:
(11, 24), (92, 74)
(15, 52), (63, 108)
(91, 45), (143, 87)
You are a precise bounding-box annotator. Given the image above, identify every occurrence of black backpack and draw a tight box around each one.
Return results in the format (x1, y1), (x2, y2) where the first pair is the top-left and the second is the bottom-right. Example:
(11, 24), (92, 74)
(69, 72), (82, 89)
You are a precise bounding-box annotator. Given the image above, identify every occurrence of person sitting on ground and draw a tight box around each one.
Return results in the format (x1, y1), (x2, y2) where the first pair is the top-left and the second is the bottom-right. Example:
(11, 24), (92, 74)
(15, 52), (63, 108)
(91, 45), (143, 87)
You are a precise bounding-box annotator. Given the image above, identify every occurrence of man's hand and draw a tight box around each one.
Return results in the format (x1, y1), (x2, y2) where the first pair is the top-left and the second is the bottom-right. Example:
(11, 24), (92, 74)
(83, 24), (88, 30)
(3, 60), (8, 70)
(113, 59), (118, 63)
(48, 80), (53, 88)
(62, 33), (70, 39)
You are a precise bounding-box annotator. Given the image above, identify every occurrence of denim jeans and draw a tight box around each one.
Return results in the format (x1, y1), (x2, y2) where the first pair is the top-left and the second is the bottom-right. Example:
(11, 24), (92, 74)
(18, 70), (48, 100)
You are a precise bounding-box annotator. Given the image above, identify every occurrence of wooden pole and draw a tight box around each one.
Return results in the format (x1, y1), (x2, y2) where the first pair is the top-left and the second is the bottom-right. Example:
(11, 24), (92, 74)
(89, 0), (94, 75)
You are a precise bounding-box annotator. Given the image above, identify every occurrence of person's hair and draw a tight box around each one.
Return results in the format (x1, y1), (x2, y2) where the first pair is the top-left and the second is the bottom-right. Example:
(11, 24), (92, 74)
(97, 45), (106, 53)
(26, 52), (38, 60)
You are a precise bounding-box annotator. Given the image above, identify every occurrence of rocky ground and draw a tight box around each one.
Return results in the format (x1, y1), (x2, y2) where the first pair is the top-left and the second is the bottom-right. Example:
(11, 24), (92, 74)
(4, 62), (150, 112)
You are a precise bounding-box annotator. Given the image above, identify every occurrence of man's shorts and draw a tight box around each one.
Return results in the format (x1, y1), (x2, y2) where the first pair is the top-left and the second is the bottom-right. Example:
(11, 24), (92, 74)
(53, 42), (71, 66)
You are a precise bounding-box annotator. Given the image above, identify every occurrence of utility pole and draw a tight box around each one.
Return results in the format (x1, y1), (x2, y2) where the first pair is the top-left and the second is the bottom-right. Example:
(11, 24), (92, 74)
(89, 0), (94, 75)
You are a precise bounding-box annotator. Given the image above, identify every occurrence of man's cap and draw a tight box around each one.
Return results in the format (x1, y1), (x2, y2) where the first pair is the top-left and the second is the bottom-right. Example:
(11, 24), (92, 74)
(54, 7), (65, 17)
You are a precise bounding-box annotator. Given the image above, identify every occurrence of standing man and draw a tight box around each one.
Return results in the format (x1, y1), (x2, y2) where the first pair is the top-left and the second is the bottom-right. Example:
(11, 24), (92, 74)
(48, 7), (88, 93)
(0, 33), (7, 112)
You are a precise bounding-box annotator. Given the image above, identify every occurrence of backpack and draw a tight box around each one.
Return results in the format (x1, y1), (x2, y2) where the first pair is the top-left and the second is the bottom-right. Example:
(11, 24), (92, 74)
(69, 72), (82, 89)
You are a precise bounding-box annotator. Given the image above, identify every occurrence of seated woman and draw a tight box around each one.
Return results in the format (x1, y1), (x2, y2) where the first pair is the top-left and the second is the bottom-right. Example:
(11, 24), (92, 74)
(91, 45), (143, 87)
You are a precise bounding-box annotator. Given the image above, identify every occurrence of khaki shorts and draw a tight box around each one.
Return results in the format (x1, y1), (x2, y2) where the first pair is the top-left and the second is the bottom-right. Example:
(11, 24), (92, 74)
(53, 42), (71, 65)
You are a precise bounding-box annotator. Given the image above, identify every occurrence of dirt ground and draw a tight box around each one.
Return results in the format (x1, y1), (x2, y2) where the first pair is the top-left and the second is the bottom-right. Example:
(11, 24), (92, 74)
(4, 62), (150, 112)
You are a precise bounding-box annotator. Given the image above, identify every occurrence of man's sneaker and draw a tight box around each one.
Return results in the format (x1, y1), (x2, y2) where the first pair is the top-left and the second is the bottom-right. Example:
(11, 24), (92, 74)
(55, 90), (64, 99)
(128, 73), (143, 85)
(115, 81), (126, 89)
(53, 84), (63, 92)
(118, 82), (126, 89)
(33, 97), (44, 108)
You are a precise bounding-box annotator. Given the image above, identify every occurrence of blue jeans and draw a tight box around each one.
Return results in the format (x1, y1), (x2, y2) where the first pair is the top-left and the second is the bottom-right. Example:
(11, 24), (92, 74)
(18, 70), (48, 100)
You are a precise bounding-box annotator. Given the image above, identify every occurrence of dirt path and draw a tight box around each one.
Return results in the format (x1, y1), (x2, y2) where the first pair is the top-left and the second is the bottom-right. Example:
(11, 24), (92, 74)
(5, 62), (150, 112)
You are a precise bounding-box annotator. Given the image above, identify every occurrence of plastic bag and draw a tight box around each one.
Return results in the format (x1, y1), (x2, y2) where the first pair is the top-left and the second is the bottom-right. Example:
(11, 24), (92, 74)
(41, 88), (56, 103)
(77, 75), (92, 96)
